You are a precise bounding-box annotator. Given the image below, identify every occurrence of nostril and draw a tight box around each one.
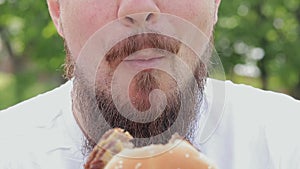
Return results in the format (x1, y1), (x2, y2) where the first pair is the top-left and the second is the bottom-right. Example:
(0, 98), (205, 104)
(119, 13), (159, 27)
(125, 16), (135, 24)
(145, 13), (154, 22)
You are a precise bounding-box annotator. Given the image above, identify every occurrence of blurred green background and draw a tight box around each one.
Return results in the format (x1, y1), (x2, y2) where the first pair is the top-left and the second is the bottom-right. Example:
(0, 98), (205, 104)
(0, 0), (300, 110)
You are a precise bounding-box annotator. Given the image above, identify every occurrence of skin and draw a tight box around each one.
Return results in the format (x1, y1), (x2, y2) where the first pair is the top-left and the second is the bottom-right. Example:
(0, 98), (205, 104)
(47, 0), (220, 61)
(46, 0), (222, 151)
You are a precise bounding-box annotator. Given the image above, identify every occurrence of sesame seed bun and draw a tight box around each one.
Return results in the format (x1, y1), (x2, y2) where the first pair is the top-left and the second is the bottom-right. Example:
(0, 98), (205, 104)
(105, 138), (217, 169)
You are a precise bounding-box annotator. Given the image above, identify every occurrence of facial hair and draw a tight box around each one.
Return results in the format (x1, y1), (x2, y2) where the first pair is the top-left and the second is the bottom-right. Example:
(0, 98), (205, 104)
(68, 33), (208, 155)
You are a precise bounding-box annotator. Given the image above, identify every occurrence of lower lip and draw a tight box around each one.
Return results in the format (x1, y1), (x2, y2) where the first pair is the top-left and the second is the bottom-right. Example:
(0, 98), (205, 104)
(123, 57), (165, 69)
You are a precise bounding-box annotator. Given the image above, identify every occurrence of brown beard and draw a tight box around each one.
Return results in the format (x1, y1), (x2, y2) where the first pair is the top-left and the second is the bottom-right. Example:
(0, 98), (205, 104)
(68, 33), (208, 155)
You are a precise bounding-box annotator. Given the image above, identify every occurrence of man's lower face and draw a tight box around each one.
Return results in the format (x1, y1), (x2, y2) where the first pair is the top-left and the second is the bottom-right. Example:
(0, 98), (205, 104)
(70, 34), (207, 153)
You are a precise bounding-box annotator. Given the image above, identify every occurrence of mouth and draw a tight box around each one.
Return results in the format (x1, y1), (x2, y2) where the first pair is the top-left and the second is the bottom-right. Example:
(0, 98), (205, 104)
(123, 56), (165, 68)
(105, 33), (181, 66)
(122, 48), (168, 68)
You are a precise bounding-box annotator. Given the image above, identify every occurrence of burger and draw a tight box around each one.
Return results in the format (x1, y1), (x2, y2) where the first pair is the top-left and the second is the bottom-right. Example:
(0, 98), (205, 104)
(84, 128), (217, 169)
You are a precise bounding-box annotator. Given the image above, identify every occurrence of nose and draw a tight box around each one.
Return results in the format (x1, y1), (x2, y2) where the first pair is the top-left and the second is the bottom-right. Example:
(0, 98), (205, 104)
(118, 0), (160, 27)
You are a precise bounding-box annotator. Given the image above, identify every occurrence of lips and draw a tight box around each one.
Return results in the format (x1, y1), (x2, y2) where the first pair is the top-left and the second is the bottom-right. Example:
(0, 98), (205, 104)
(123, 55), (165, 68)
(123, 51), (165, 60)
(124, 56), (165, 61)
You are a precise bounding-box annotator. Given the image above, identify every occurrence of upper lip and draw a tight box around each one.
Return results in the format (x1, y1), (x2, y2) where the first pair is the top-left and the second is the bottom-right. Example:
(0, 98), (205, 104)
(124, 55), (165, 61)
(123, 49), (166, 61)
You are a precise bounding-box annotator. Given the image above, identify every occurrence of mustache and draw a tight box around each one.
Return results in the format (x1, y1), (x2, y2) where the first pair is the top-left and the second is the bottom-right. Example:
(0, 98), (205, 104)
(105, 33), (181, 63)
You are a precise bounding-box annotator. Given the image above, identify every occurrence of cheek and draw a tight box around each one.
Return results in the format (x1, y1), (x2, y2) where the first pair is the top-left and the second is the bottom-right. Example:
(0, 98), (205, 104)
(159, 0), (215, 36)
(61, 1), (117, 60)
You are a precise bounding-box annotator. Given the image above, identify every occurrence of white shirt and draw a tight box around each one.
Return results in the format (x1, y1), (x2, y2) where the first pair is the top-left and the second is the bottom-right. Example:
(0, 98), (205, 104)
(0, 79), (299, 169)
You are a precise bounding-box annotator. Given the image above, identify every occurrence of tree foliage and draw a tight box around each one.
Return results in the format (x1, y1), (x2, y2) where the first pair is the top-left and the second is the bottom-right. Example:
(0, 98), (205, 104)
(0, 0), (65, 109)
(215, 0), (300, 98)
(0, 0), (299, 110)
